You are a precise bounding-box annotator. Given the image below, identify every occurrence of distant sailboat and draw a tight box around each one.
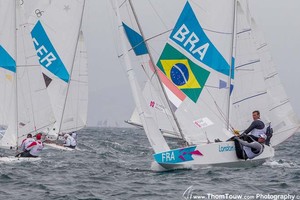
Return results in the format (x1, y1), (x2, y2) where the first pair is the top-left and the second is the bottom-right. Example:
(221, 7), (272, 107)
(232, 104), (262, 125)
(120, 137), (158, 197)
(0, 1), (55, 157)
(114, 0), (299, 169)
(24, 0), (88, 145)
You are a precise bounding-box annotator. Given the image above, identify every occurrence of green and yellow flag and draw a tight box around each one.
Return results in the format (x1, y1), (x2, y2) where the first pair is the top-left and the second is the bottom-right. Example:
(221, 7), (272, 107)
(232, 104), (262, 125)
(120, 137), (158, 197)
(157, 43), (210, 103)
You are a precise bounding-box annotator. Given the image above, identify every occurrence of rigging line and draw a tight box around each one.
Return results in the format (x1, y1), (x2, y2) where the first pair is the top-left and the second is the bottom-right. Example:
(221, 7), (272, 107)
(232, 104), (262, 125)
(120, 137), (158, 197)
(148, 0), (168, 29)
(191, 1), (233, 35)
(19, 10), (39, 134)
(75, 33), (82, 131)
(15, 0), (19, 148)
(145, 29), (172, 42)
(202, 28), (232, 35)
(17, 121), (56, 139)
(119, 0), (127, 8)
(204, 87), (234, 131)
(128, 0), (187, 144)
(202, 87), (232, 130)
(58, 1), (86, 135)
(118, 29), (172, 57)
(237, 28), (251, 35)
(16, 65), (41, 68)
(190, 1), (206, 14)
(109, 0), (128, 80)
(139, 64), (179, 134)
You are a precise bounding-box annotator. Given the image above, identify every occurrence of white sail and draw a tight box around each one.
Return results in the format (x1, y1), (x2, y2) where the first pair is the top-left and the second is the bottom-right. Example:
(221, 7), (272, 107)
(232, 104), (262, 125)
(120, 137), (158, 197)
(0, 1), (56, 149)
(25, 0), (86, 137)
(115, 0), (170, 153)
(60, 31), (88, 133)
(230, 1), (271, 131)
(230, 1), (300, 146)
(0, 1), (16, 147)
(250, 19), (300, 146)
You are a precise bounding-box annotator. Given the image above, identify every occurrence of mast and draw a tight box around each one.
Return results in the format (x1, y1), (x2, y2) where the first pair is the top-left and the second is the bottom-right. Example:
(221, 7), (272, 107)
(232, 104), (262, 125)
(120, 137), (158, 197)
(128, 0), (188, 145)
(115, 0), (170, 153)
(226, 0), (237, 130)
(58, 0), (86, 135)
(14, 0), (19, 149)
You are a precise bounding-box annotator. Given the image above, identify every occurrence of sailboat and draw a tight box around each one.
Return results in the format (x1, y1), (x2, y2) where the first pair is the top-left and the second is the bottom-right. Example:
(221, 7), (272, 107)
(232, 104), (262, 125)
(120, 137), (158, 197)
(23, 0), (88, 150)
(125, 1), (300, 146)
(0, 0), (56, 161)
(115, 0), (299, 169)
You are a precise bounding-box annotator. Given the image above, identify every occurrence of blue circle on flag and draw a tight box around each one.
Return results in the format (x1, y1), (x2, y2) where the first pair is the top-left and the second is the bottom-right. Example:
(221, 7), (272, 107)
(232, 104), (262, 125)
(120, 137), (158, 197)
(170, 63), (189, 86)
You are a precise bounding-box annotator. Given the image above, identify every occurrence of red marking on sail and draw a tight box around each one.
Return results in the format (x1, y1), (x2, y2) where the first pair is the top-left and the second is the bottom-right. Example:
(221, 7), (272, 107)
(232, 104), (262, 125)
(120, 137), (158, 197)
(149, 61), (186, 101)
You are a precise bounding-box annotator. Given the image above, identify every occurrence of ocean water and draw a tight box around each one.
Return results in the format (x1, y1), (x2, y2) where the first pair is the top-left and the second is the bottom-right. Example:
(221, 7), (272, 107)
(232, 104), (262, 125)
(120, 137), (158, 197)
(0, 127), (299, 200)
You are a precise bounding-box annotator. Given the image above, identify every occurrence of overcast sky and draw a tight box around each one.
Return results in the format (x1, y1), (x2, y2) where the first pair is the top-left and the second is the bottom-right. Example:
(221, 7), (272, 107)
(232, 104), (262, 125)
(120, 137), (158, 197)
(82, 0), (300, 127)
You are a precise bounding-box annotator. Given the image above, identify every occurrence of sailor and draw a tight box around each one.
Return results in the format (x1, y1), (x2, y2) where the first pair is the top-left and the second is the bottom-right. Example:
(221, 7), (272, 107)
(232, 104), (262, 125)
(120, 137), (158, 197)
(70, 131), (77, 141)
(240, 110), (266, 141)
(63, 134), (77, 149)
(18, 133), (44, 158)
(234, 134), (267, 160)
(19, 133), (35, 152)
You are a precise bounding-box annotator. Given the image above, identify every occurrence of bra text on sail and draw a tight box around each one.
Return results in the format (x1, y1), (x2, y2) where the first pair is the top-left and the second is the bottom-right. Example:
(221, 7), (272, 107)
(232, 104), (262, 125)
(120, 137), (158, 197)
(173, 24), (209, 61)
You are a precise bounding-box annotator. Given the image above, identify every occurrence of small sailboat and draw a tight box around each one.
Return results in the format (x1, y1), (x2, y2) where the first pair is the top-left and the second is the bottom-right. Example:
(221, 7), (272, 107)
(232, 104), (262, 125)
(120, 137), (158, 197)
(23, 0), (88, 150)
(114, 0), (298, 169)
(0, 0), (56, 161)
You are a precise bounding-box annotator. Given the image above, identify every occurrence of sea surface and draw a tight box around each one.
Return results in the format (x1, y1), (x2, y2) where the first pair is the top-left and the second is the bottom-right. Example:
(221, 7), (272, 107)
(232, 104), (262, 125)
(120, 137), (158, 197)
(0, 127), (299, 200)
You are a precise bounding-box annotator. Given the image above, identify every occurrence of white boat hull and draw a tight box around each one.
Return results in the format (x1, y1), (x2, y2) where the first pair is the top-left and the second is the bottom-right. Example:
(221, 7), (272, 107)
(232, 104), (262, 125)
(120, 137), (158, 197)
(154, 141), (274, 169)
(0, 156), (41, 163)
(44, 143), (77, 151)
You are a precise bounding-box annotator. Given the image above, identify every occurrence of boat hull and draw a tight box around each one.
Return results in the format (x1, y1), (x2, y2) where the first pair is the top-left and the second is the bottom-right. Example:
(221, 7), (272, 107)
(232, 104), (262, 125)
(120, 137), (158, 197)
(0, 156), (41, 163)
(44, 143), (77, 151)
(153, 141), (274, 169)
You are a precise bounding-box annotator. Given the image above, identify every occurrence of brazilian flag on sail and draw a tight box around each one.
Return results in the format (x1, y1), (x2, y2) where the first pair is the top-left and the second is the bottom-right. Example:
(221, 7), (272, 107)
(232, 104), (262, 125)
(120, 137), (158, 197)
(157, 43), (210, 103)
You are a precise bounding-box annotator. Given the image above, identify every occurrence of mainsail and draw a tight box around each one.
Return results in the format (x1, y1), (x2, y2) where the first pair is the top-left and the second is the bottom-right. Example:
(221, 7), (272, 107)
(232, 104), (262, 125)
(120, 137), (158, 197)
(230, 1), (300, 146)
(25, 0), (87, 138)
(0, 0), (55, 149)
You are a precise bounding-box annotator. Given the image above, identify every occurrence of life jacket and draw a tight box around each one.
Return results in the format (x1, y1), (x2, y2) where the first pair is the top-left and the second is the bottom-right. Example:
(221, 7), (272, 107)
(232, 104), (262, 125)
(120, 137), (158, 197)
(265, 124), (273, 146)
(65, 135), (76, 147)
(27, 141), (44, 156)
(250, 119), (266, 138)
(243, 143), (264, 159)
(20, 138), (35, 151)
